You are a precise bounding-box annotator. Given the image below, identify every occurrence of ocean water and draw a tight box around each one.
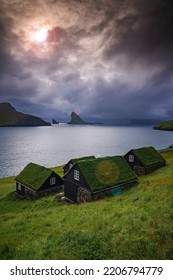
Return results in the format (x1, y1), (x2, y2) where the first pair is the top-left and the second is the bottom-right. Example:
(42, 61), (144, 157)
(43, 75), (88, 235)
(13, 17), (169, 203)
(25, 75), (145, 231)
(0, 124), (172, 178)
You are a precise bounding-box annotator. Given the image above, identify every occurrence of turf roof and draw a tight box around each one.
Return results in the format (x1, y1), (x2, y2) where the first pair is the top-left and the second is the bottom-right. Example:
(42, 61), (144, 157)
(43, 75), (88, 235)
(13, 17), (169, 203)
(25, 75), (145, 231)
(15, 163), (53, 191)
(131, 146), (166, 167)
(75, 156), (137, 192)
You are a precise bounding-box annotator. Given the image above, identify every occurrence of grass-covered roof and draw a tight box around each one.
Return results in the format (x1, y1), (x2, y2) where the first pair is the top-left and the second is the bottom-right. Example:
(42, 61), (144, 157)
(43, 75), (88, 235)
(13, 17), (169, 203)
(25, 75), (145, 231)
(76, 156), (137, 192)
(71, 156), (95, 164)
(132, 146), (166, 167)
(15, 163), (53, 190)
(133, 146), (165, 167)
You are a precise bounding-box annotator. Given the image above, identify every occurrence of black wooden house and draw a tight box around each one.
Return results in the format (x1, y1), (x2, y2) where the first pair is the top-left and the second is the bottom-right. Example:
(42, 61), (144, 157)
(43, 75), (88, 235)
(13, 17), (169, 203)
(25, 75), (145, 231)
(124, 146), (166, 176)
(63, 155), (95, 174)
(64, 156), (137, 204)
(15, 162), (64, 199)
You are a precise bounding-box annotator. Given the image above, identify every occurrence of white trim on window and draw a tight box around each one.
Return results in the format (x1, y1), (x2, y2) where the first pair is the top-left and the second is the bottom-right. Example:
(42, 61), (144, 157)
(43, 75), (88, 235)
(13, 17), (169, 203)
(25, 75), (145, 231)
(50, 177), (56, 185)
(74, 170), (79, 181)
(129, 155), (134, 162)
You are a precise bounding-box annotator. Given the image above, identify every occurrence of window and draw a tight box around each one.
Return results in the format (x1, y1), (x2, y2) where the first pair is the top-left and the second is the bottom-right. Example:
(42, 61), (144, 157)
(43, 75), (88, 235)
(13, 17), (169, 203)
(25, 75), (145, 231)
(18, 183), (21, 190)
(74, 170), (79, 181)
(50, 177), (56, 185)
(129, 155), (134, 162)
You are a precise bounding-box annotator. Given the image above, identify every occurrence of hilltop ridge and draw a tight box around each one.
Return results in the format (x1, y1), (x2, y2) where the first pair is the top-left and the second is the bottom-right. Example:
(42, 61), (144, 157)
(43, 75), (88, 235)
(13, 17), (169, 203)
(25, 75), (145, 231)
(0, 102), (51, 127)
(0, 102), (17, 112)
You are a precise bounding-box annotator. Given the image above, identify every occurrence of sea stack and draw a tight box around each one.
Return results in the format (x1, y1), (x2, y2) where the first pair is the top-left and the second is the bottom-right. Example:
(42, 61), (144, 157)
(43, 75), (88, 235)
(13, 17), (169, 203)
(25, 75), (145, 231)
(67, 112), (87, 125)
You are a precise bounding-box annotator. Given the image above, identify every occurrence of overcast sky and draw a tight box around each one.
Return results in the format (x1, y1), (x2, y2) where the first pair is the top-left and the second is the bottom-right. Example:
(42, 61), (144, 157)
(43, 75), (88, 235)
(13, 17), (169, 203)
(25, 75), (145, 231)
(0, 0), (173, 124)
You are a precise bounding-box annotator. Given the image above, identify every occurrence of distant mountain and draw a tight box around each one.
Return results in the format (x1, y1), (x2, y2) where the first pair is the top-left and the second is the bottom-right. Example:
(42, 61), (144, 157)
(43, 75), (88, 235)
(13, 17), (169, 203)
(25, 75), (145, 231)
(153, 120), (173, 131)
(67, 112), (87, 124)
(130, 119), (161, 126)
(0, 102), (51, 127)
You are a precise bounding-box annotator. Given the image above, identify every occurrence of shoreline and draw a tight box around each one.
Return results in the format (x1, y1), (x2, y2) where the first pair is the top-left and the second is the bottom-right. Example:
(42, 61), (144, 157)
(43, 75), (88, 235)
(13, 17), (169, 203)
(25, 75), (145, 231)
(1, 147), (173, 181)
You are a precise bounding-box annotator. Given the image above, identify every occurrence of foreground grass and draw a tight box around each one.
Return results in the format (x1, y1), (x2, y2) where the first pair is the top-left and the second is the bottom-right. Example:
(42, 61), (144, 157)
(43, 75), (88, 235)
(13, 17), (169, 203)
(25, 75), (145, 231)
(0, 155), (173, 260)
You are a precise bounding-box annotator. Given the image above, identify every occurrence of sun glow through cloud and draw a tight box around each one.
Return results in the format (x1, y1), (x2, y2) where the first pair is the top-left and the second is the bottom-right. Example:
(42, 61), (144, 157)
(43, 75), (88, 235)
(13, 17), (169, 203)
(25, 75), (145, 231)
(34, 28), (48, 42)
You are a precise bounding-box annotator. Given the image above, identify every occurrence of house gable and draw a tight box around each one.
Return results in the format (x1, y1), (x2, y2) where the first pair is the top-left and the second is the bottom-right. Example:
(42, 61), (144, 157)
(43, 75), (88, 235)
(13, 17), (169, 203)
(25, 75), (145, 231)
(64, 163), (91, 203)
(38, 172), (64, 192)
(132, 146), (166, 167)
(124, 146), (166, 168)
(124, 146), (166, 175)
(64, 163), (91, 191)
(124, 150), (144, 169)
(63, 156), (95, 174)
(15, 163), (63, 192)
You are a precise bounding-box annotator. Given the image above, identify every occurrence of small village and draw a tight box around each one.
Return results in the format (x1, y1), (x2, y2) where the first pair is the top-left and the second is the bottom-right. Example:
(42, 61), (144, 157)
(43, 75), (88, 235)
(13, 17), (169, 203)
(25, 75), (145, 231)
(15, 146), (166, 204)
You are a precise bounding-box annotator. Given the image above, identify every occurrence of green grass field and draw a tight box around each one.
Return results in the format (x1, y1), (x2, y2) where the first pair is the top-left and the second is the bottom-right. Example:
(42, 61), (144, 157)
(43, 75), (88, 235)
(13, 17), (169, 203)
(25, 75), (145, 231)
(0, 153), (173, 260)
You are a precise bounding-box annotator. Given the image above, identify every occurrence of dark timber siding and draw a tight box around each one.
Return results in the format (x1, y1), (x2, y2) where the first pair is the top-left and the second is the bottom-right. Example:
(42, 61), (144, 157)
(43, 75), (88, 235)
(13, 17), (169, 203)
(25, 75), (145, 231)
(124, 150), (144, 170)
(65, 165), (90, 190)
(64, 181), (79, 203)
(38, 172), (63, 192)
(64, 165), (91, 203)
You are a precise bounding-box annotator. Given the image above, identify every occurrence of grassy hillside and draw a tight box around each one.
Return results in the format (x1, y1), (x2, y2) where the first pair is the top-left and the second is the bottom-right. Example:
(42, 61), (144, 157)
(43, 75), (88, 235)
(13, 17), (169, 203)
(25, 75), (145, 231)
(153, 120), (173, 131)
(0, 102), (51, 126)
(0, 154), (173, 260)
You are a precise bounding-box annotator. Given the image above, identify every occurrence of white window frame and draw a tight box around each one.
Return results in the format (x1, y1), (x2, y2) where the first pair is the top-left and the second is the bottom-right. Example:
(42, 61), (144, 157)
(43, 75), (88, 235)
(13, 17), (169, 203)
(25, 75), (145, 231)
(129, 155), (134, 162)
(74, 170), (79, 181)
(18, 182), (21, 190)
(50, 177), (56, 185)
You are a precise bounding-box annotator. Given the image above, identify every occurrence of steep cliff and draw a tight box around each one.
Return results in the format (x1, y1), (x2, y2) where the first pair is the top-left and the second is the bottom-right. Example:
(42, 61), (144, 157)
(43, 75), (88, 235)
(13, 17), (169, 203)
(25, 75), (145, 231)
(67, 112), (87, 124)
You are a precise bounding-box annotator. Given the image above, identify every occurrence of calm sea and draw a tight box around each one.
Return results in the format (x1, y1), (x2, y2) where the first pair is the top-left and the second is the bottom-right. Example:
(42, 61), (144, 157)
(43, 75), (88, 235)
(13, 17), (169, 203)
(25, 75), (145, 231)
(0, 124), (172, 178)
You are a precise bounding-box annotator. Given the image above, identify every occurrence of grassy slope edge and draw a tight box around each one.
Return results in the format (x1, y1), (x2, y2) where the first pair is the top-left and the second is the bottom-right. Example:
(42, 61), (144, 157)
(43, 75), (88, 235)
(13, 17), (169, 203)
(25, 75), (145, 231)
(0, 155), (173, 260)
(154, 120), (173, 131)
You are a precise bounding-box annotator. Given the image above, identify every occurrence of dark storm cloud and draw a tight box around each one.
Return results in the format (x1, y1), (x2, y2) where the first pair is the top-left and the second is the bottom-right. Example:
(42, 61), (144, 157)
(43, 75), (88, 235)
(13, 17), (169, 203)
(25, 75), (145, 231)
(0, 16), (20, 77)
(0, 0), (173, 123)
(103, 0), (173, 87)
(104, 0), (173, 58)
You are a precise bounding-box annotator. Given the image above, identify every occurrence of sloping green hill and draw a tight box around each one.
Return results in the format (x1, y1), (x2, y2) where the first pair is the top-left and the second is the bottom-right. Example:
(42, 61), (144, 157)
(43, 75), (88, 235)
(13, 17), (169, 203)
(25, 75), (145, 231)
(0, 153), (173, 260)
(0, 102), (51, 126)
(153, 120), (173, 131)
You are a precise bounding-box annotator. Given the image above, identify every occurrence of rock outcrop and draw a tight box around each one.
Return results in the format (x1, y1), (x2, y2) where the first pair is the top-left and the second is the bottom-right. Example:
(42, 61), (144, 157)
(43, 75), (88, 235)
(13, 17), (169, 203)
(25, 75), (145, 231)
(52, 119), (59, 124)
(67, 111), (87, 124)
